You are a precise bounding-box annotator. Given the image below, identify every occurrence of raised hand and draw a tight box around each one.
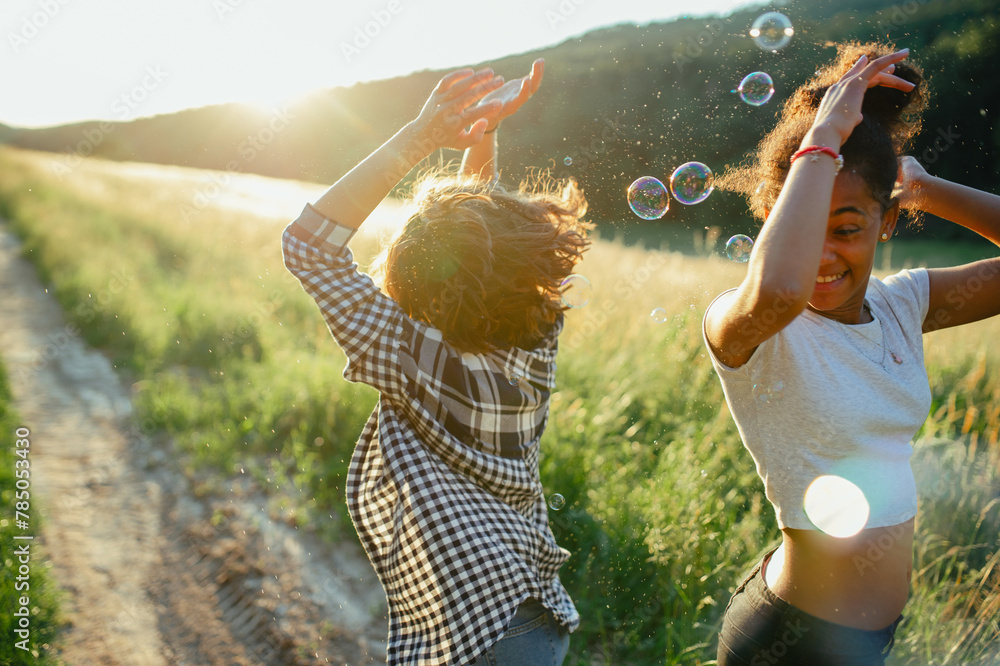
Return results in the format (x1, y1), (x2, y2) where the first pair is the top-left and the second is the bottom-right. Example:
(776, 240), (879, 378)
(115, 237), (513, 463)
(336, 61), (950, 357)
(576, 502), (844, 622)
(811, 49), (915, 146)
(413, 68), (505, 151)
(894, 155), (929, 209)
(477, 58), (545, 131)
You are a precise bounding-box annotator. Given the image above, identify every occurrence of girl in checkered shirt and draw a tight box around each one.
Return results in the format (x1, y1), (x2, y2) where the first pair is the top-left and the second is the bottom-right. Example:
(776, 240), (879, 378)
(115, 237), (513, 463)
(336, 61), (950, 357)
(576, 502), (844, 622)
(282, 59), (591, 665)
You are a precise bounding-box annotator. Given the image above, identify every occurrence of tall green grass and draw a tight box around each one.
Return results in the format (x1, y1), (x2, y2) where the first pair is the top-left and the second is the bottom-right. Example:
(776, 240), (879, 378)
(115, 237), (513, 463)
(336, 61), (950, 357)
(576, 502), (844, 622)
(1, 147), (997, 664)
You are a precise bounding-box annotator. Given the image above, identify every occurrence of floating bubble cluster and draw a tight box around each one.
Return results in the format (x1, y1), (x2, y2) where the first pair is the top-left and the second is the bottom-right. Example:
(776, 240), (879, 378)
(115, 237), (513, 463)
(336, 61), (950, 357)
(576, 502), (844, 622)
(804, 475), (870, 538)
(650, 307), (668, 324)
(548, 493), (566, 510)
(726, 235), (754, 262)
(738, 71), (775, 106)
(750, 12), (794, 51)
(669, 162), (715, 205)
(627, 176), (670, 220)
(560, 274), (593, 308)
(564, 156), (573, 166)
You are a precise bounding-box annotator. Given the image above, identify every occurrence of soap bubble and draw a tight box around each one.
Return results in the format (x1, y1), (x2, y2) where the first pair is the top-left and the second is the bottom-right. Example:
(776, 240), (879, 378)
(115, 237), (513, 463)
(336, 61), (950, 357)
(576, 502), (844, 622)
(726, 235), (754, 262)
(627, 176), (669, 220)
(650, 307), (668, 324)
(753, 379), (784, 404)
(560, 274), (593, 308)
(804, 475), (870, 538)
(508, 372), (522, 387)
(750, 12), (794, 51)
(548, 493), (566, 510)
(738, 71), (775, 106)
(669, 162), (715, 205)
(564, 156), (573, 166)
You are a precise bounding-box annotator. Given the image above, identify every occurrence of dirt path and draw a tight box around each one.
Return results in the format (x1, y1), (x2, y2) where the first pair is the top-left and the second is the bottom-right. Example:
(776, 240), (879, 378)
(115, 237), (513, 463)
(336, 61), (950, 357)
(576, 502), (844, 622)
(0, 222), (388, 664)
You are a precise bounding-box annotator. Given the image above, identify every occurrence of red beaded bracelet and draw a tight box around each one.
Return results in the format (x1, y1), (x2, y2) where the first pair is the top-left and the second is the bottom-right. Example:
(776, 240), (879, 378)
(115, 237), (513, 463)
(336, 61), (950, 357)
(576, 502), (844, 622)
(791, 145), (844, 173)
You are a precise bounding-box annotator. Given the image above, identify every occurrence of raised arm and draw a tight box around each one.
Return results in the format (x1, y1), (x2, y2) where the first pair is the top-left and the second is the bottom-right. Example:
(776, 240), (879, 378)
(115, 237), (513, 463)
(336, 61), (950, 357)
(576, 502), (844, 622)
(460, 58), (545, 182)
(897, 157), (1000, 332)
(310, 68), (504, 230)
(704, 50), (915, 367)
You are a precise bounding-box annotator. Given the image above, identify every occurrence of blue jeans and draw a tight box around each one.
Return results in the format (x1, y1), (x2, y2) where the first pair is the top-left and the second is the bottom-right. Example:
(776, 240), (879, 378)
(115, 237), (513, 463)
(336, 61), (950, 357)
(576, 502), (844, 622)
(717, 549), (903, 665)
(470, 598), (570, 666)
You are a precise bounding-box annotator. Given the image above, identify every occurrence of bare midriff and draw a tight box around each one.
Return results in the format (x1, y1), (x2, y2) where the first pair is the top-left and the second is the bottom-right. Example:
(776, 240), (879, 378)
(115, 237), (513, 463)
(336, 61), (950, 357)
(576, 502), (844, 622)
(764, 518), (914, 631)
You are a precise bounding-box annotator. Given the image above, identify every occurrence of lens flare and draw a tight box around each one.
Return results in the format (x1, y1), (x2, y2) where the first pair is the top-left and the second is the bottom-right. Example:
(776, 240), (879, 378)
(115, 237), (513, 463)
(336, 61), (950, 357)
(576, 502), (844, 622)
(804, 475), (870, 538)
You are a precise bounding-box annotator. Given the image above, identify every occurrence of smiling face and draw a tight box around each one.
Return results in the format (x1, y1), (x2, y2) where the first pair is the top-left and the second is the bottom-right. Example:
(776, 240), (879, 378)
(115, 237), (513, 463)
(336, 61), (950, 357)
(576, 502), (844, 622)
(806, 171), (899, 324)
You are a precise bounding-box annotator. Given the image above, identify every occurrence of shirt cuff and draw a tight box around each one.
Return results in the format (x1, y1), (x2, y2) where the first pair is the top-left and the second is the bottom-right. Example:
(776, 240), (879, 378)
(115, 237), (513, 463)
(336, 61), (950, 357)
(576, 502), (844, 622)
(287, 203), (358, 253)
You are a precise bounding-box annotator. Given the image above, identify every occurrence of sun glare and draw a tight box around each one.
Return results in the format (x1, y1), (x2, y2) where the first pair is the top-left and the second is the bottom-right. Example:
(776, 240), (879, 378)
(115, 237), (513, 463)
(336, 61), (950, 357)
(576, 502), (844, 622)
(803, 475), (870, 538)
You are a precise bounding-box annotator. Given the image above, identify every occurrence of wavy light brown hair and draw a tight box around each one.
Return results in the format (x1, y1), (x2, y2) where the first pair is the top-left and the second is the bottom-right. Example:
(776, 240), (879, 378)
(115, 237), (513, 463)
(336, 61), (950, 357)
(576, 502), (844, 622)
(720, 41), (927, 219)
(371, 171), (592, 353)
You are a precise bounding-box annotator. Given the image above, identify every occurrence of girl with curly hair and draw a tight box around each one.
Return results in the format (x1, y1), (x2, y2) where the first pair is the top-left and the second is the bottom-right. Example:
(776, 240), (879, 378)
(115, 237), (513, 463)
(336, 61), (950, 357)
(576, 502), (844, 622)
(282, 59), (591, 665)
(704, 43), (1000, 664)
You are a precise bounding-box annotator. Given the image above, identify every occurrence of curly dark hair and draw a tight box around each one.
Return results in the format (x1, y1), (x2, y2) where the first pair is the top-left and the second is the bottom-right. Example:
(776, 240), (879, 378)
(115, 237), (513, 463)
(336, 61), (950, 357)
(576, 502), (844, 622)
(371, 170), (592, 353)
(720, 41), (927, 219)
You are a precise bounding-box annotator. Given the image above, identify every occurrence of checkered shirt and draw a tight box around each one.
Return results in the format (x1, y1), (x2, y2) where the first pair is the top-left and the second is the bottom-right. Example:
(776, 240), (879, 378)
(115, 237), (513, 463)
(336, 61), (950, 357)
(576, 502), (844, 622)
(282, 204), (579, 665)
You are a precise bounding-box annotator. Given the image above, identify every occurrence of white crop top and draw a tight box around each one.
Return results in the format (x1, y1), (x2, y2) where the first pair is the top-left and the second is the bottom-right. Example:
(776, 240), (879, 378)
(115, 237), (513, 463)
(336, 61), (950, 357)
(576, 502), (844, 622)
(703, 269), (932, 530)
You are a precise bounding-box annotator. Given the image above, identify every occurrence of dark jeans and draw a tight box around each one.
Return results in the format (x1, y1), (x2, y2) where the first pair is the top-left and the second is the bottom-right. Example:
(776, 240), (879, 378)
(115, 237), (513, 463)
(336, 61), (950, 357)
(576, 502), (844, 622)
(717, 549), (903, 665)
(470, 598), (570, 666)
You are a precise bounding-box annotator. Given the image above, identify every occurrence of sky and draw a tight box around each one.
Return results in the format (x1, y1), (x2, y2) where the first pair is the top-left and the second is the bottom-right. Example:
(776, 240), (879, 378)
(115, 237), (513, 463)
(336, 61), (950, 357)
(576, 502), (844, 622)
(2, 0), (767, 128)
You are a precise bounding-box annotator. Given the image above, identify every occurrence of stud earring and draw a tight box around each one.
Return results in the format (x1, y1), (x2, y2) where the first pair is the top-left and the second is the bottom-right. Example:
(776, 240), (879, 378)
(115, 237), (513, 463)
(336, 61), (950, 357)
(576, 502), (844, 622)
(881, 232), (889, 241)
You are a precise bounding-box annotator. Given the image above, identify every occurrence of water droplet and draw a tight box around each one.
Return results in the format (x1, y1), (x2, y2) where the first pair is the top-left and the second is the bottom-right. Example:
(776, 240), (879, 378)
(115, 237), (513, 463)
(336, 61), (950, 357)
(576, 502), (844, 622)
(650, 307), (668, 324)
(750, 12), (794, 51)
(548, 493), (566, 510)
(627, 176), (669, 220)
(726, 235), (754, 262)
(560, 274), (593, 308)
(738, 71), (775, 106)
(669, 162), (715, 205)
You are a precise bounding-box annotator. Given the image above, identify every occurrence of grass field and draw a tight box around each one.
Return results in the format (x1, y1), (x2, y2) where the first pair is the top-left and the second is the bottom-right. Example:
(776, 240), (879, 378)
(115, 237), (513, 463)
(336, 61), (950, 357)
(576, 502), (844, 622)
(1, 146), (997, 664)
